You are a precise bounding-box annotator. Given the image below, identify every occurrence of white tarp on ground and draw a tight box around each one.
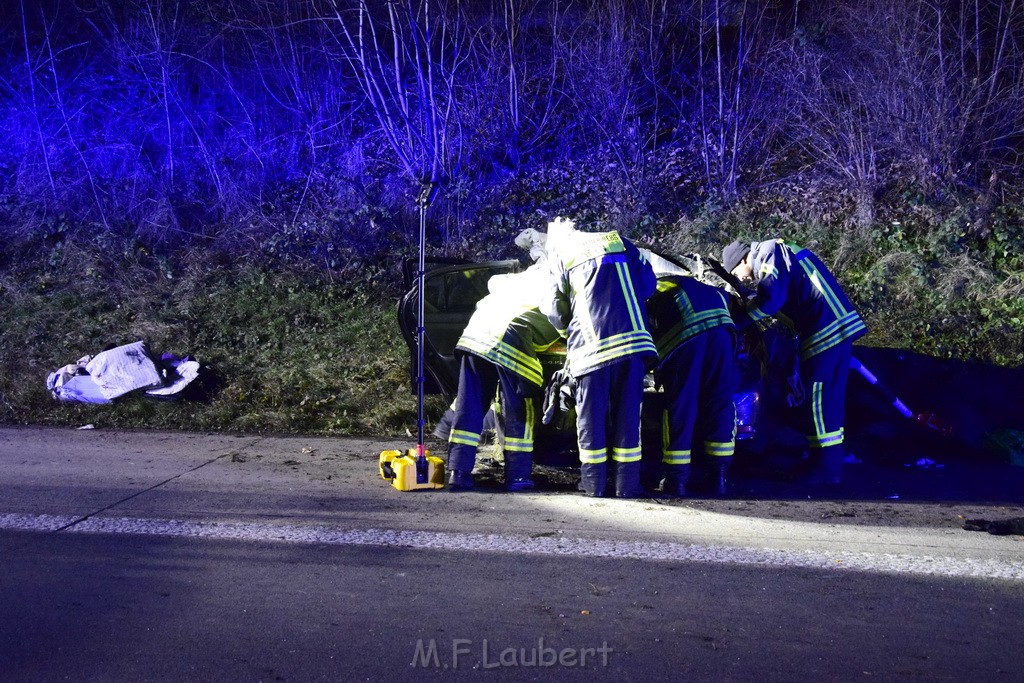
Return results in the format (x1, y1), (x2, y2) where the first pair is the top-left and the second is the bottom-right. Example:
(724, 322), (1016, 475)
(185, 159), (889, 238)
(47, 340), (201, 403)
(146, 357), (201, 398)
(85, 341), (163, 399)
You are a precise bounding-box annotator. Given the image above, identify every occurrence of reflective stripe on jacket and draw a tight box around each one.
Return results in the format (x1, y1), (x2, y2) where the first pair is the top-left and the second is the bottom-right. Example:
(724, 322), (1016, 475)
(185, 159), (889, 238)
(457, 307), (559, 388)
(743, 239), (867, 359)
(543, 230), (657, 376)
(647, 275), (735, 361)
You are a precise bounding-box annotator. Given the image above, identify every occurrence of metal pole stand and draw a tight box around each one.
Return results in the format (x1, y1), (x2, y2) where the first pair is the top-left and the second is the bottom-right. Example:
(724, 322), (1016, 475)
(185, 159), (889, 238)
(414, 181), (439, 482)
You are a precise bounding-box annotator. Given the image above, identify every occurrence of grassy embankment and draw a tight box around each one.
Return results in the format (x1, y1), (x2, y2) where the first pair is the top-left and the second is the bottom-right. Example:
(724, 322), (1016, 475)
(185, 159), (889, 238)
(0, 247), (440, 436)
(2, 193), (1022, 436)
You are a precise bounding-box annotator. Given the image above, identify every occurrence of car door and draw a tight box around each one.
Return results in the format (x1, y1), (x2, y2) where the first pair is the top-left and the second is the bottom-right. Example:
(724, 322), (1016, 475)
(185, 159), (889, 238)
(398, 259), (522, 399)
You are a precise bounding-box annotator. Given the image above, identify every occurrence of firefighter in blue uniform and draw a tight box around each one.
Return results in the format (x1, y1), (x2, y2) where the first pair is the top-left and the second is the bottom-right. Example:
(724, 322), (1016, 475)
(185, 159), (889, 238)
(722, 239), (867, 485)
(543, 219), (658, 498)
(447, 264), (561, 491)
(647, 273), (737, 496)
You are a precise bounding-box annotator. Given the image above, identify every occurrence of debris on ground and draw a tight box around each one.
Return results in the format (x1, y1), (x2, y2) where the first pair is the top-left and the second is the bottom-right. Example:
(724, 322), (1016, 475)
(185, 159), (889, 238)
(821, 509), (857, 519)
(905, 458), (945, 469)
(47, 340), (203, 403)
(962, 517), (1024, 536)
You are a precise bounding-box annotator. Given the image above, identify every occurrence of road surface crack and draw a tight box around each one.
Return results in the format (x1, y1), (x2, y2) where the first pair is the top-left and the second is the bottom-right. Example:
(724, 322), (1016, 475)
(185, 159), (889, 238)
(51, 437), (265, 533)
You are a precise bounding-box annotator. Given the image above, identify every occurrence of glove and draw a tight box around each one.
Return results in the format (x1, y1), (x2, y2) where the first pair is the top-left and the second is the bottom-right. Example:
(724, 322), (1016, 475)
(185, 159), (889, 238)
(514, 228), (548, 263)
(542, 369), (577, 425)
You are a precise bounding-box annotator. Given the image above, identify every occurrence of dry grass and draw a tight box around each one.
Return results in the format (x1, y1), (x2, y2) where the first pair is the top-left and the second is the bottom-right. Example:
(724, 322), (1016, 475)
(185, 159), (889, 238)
(0, 261), (423, 436)
(934, 253), (997, 301)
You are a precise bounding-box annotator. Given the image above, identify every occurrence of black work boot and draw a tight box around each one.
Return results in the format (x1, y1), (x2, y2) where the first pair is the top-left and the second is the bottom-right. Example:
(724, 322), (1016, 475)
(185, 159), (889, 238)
(614, 461), (642, 498)
(712, 460), (730, 497)
(660, 464), (691, 497)
(446, 469), (474, 491)
(808, 448), (843, 487)
(577, 463), (607, 497)
(504, 452), (535, 492)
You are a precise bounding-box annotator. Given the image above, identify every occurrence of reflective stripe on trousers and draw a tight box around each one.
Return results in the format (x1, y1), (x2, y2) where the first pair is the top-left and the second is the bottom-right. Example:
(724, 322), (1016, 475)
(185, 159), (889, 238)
(574, 356), (646, 464)
(656, 326), (738, 464)
(801, 340), (853, 456)
(449, 353), (534, 473)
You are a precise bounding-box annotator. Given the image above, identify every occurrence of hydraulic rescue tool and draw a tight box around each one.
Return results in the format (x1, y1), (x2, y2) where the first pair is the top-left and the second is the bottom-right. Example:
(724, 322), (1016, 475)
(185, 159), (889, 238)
(850, 357), (952, 436)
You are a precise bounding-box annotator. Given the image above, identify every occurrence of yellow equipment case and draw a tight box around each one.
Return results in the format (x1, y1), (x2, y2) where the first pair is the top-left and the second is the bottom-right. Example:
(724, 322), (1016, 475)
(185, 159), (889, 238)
(379, 449), (446, 491)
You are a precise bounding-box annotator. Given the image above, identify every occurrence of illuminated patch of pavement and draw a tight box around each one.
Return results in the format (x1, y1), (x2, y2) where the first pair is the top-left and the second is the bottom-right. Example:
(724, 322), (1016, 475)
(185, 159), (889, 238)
(2, 511), (1022, 581)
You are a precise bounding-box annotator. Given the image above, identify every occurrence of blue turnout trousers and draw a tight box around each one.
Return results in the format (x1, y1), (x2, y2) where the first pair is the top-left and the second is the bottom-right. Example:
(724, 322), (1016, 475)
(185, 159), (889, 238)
(655, 326), (738, 467)
(574, 356), (647, 466)
(448, 353), (534, 473)
(800, 339), (854, 479)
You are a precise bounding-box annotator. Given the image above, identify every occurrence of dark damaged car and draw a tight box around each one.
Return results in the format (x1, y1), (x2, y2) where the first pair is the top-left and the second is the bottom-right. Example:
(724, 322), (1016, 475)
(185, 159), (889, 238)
(397, 252), (1024, 501)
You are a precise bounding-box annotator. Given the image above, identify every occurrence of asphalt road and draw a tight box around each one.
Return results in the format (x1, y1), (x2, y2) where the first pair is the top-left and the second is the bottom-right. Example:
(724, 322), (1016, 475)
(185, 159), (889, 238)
(2, 426), (1023, 681)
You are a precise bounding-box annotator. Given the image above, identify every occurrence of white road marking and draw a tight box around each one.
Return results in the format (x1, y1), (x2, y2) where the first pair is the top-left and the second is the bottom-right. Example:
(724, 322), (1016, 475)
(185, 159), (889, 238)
(2, 511), (1022, 581)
